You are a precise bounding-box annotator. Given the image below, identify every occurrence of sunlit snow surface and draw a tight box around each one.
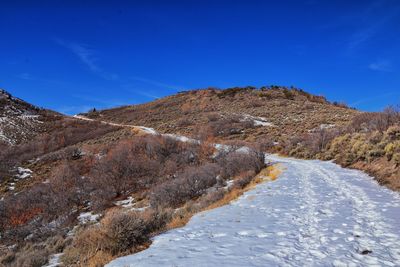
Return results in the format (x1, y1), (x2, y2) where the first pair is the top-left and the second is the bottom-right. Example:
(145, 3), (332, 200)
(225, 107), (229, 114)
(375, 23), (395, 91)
(107, 155), (400, 267)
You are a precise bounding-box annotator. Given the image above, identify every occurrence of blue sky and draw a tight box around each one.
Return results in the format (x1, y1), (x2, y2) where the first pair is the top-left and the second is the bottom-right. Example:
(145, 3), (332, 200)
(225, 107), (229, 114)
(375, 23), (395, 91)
(1, 0), (399, 114)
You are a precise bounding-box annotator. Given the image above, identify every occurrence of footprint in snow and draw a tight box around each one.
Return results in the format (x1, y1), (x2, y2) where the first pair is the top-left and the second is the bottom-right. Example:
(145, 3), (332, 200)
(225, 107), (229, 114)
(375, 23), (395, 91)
(237, 231), (250, 236)
(257, 233), (269, 238)
(211, 233), (227, 238)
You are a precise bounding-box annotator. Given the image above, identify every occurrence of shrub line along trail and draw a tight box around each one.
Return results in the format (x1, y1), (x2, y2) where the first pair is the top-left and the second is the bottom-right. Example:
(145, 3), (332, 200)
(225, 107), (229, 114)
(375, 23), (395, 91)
(74, 115), (400, 266)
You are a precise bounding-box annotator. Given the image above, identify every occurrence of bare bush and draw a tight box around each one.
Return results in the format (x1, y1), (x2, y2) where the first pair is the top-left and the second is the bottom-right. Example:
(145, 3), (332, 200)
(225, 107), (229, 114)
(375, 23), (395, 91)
(233, 171), (256, 189)
(217, 150), (265, 179)
(63, 208), (170, 266)
(207, 115), (255, 137)
(150, 163), (220, 208)
(305, 128), (340, 154)
(350, 107), (400, 133)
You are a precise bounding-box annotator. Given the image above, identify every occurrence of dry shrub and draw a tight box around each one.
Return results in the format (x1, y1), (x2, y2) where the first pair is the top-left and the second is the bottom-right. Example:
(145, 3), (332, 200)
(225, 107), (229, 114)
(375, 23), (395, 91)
(207, 115), (255, 137)
(233, 171), (256, 189)
(386, 125), (400, 140)
(150, 163), (220, 208)
(63, 208), (170, 266)
(349, 107), (400, 133)
(13, 250), (48, 267)
(255, 138), (275, 152)
(384, 141), (400, 161)
(2, 235), (67, 267)
(393, 153), (400, 166)
(282, 89), (295, 100)
(0, 252), (15, 266)
(181, 102), (192, 114)
(176, 118), (191, 127)
(207, 112), (220, 122)
(266, 165), (281, 181)
(217, 150), (265, 179)
(0, 118), (119, 168)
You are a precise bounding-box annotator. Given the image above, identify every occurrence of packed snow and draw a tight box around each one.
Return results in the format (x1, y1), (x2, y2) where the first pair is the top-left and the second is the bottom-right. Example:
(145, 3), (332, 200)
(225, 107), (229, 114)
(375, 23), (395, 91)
(77, 211), (100, 224)
(137, 126), (158, 135)
(73, 115), (158, 134)
(115, 196), (135, 209)
(43, 253), (63, 267)
(242, 114), (274, 127)
(308, 124), (336, 133)
(15, 167), (32, 179)
(107, 155), (400, 267)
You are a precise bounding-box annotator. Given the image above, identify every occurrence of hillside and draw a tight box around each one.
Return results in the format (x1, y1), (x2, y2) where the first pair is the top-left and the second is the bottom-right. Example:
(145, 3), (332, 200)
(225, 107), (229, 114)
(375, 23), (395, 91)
(1, 87), (399, 267)
(0, 89), (267, 267)
(82, 87), (400, 191)
(0, 89), (52, 145)
(83, 87), (359, 146)
(0, 89), (126, 194)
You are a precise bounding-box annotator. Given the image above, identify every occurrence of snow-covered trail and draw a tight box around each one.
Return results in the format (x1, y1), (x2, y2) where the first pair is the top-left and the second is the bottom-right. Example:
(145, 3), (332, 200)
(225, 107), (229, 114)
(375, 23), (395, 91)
(72, 115), (158, 134)
(107, 155), (400, 267)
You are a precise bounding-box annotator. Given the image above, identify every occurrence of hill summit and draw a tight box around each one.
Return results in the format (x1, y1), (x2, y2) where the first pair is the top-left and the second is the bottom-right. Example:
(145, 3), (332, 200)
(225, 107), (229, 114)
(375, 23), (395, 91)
(84, 86), (359, 147)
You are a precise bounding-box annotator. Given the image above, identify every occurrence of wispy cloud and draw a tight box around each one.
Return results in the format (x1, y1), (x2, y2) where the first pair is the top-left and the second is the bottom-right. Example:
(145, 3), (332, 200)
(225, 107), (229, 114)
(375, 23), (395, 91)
(129, 76), (185, 91)
(319, 1), (399, 51)
(16, 73), (34, 80)
(54, 38), (98, 71)
(54, 38), (187, 103)
(54, 38), (118, 80)
(348, 2), (400, 50)
(133, 91), (160, 99)
(347, 12), (396, 51)
(348, 24), (381, 50)
(368, 59), (392, 72)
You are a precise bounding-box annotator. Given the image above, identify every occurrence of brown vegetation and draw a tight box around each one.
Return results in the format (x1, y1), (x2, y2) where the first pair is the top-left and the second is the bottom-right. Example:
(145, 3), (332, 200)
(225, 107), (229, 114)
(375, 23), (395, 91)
(286, 106), (400, 190)
(83, 86), (358, 145)
(0, 127), (266, 266)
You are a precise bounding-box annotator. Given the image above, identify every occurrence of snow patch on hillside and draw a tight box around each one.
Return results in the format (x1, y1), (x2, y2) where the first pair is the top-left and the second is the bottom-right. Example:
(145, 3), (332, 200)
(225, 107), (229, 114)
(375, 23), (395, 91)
(0, 115), (41, 144)
(43, 253), (63, 267)
(115, 197), (135, 208)
(308, 124), (336, 133)
(78, 212), (100, 224)
(241, 114), (274, 127)
(15, 167), (33, 179)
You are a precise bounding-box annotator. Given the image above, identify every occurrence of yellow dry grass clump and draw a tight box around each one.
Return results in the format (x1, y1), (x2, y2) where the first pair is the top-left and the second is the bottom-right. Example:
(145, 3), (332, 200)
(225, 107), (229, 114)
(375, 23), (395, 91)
(266, 164), (282, 181)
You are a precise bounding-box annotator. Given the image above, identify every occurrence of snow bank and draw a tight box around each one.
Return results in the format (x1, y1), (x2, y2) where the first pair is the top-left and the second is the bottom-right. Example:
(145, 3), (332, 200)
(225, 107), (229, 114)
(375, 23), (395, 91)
(242, 114), (274, 127)
(115, 197), (135, 209)
(15, 167), (32, 179)
(43, 253), (63, 267)
(137, 126), (158, 135)
(78, 212), (100, 224)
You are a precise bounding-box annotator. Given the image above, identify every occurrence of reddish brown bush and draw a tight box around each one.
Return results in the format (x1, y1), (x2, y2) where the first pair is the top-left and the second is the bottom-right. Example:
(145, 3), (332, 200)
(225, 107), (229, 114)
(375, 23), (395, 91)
(150, 163), (220, 208)
(217, 150), (265, 179)
(207, 115), (255, 137)
(349, 107), (400, 133)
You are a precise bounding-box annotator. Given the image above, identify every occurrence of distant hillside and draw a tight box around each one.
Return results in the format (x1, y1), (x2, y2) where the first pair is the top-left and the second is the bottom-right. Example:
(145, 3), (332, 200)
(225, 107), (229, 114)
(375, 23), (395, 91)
(0, 89), (58, 145)
(84, 86), (360, 147)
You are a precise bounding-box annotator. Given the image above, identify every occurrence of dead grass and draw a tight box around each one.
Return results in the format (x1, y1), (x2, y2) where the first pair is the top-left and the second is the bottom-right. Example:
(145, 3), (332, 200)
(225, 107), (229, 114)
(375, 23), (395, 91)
(83, 88), (358, 146)
(266, 164), (282, 181)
